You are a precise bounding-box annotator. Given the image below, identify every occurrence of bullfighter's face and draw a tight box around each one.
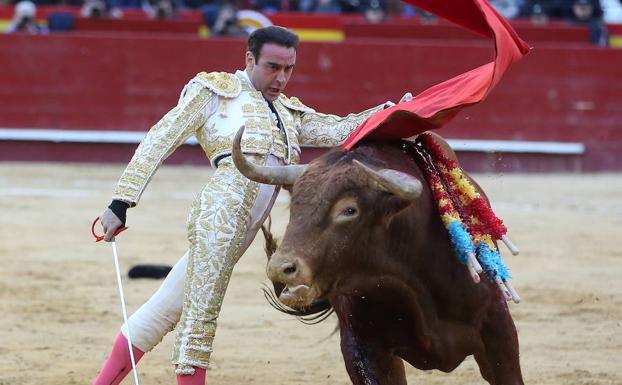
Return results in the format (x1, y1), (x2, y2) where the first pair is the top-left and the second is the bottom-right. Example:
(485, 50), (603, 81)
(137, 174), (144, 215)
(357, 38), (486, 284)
(245, 43), (296, 102)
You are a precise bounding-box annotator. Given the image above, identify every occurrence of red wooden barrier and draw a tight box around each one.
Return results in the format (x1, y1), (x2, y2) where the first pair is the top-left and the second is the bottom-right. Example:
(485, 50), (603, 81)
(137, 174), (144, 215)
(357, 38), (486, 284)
(0, 33), (620, 171)
(73, 18), (201, 34)
(344, 20), (591, 44)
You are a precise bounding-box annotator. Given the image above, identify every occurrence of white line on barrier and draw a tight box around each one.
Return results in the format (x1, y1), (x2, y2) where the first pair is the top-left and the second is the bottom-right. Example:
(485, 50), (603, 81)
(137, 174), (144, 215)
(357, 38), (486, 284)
(0, 128), (585, 155)
(445, 139), (585, 154)
(0, 187), (95, 197)
(0, 187), (197, 199)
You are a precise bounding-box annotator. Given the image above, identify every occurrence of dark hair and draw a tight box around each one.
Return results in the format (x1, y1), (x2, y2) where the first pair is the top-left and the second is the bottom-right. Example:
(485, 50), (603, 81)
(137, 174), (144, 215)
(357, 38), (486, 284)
(247, 26), (299, 62)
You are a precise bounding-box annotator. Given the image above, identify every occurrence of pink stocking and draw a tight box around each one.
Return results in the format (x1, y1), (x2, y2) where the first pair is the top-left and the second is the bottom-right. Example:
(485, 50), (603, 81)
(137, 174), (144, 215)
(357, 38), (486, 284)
(176, 366), (206, 385)
(93, 333), (145, 385)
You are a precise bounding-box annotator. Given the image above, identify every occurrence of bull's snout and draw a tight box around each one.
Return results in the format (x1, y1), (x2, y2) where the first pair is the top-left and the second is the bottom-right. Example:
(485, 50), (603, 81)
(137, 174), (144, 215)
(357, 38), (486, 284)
(267, 258), (299, 283)
(267, 252), (315, 307)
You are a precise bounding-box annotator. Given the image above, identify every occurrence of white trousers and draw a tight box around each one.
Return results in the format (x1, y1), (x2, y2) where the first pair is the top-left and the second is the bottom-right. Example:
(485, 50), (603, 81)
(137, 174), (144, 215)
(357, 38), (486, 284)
(121, 155), (281, 355)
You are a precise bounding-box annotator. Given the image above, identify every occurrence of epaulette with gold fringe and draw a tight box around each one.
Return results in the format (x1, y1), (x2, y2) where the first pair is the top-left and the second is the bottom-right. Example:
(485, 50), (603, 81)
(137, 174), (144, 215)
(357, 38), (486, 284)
(194, 71), (241, 98)
(278, 94), (315, 113)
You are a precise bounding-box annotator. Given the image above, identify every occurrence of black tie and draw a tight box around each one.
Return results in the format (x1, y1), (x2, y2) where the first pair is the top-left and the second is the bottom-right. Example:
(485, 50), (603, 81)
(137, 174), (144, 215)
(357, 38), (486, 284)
(267, 100), (285, 136)
(267, 100), (289, 161)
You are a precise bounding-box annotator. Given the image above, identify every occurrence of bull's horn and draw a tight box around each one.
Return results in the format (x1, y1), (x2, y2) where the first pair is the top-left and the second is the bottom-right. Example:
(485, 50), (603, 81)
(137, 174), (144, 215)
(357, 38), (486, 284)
(353, 159), (423, 201)
(232, 126), (306, 185)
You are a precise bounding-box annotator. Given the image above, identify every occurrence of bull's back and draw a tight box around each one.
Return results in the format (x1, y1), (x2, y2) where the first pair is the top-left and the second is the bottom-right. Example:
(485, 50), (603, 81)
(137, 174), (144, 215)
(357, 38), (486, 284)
(353, 139), (498, 321)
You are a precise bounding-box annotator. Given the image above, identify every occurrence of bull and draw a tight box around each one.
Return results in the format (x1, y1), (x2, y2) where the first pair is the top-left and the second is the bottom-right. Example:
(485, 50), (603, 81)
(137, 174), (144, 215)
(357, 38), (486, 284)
(232, 127), (523, 385)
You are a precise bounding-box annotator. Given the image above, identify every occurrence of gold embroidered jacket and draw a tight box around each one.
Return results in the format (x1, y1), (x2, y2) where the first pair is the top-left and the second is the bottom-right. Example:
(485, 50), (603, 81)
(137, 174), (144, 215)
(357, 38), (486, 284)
(112, 70), (385, 205)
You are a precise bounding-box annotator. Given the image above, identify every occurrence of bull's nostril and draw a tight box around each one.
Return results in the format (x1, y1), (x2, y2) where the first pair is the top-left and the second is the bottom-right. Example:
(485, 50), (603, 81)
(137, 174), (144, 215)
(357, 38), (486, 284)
(282, 262), (297, 276)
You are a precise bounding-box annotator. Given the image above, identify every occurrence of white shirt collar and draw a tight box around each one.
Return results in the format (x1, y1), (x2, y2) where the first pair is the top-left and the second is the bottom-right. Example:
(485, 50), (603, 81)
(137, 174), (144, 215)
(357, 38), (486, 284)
(236, 69), (257, 90)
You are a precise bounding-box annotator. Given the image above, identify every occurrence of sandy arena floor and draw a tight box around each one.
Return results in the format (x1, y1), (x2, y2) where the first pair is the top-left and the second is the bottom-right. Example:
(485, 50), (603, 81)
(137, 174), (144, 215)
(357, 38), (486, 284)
(0, 162), (620, 385)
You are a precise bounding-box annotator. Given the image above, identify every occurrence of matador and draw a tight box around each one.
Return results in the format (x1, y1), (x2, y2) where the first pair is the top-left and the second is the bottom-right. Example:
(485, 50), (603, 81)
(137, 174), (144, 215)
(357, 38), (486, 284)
(94, 26), (409, 385)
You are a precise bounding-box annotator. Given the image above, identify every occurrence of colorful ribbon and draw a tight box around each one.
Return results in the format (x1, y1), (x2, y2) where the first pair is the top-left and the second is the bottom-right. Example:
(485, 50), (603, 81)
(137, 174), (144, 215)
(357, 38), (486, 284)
(414, 134), (511, 282)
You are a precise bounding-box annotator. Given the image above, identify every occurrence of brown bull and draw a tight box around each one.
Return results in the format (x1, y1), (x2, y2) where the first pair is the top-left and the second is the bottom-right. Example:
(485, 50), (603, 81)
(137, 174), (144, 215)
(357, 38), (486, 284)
(232, 127), (523, 385)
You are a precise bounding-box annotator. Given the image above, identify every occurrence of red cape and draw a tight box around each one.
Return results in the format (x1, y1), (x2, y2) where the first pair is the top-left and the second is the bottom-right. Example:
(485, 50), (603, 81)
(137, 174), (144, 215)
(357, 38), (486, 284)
(341, 0), (530, 150)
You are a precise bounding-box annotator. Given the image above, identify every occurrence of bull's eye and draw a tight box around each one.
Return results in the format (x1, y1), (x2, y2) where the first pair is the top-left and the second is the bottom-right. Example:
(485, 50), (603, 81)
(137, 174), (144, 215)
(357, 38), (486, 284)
(332, 197), (360, 223)
(344, 207), (357, 216)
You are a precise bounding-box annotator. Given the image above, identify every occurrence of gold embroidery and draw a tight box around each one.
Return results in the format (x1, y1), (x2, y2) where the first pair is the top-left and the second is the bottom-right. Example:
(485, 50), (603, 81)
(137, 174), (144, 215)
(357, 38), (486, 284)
(112, 85), (215, 205)
(219, 98), (228, 117)
(196, 72), (241, 98)
(278, 94), (314, 113)
(299, 104), (385, 148)
(196, 116), (280, 164)
(111, 70), (384, 374)
(255, 103), (268, 116)
(242, 103), (254, 115)
(249, 92), (263, 101)
(172, 157), (262, 370)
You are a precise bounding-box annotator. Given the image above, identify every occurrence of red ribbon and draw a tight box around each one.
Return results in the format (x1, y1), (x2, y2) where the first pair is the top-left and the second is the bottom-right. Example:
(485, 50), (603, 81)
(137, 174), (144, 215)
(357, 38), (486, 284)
(341, 0), (530, 150)
(91, 217), (128, 242)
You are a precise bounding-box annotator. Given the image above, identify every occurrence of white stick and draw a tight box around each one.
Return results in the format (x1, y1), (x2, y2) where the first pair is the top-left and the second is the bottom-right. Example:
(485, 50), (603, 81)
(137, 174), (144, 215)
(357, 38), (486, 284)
(466, 263), (480, 284)
(111, 241), (141, 385)
(466, 252), (481, 283)
(504, 280), (521, 304)
(501, 235), (519, 256)
(467, 252), (483, 273)
(496, 278), (512, 301)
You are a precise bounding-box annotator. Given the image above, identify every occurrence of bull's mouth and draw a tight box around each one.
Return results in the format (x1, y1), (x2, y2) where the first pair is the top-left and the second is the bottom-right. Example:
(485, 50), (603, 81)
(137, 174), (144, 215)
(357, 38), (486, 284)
(278, 283), (318, 308)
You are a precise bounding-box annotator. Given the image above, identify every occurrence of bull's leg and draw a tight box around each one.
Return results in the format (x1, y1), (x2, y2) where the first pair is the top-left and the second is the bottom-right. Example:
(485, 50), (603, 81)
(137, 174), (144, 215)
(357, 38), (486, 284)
(473, 351), (495, 384)
(478, 298), (524, 385)
(339, 324), (406, 385)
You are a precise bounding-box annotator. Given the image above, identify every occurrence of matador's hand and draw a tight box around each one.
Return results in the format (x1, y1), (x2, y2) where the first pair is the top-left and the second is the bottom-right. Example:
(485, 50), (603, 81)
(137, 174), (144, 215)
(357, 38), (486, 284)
(100, 208), (123, 242)
(383, 92), (414, 109)
(399, 92), (414, 103)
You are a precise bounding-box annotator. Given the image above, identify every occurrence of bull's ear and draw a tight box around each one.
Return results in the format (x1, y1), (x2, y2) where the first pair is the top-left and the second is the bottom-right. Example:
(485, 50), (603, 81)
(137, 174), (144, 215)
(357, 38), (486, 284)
(353, 160), (423, 201)
(379, 194), (416, 227)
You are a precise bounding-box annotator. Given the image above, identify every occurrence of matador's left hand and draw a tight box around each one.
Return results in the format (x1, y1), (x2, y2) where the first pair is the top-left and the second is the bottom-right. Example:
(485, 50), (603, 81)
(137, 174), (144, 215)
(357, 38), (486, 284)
(399, 92), (414, 103)
(384, 92), (414, 109)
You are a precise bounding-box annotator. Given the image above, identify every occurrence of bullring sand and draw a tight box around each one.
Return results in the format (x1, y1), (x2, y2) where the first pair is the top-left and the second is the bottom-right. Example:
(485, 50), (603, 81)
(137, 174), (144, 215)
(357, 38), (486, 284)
(0, 163), (620, 385)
